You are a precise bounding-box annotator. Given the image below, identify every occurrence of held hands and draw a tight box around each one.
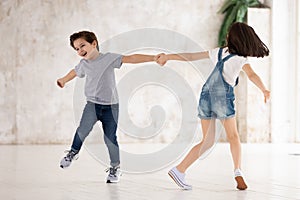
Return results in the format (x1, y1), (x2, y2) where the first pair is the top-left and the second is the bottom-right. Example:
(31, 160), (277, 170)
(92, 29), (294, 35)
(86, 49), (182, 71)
(154, 53), (168, 66)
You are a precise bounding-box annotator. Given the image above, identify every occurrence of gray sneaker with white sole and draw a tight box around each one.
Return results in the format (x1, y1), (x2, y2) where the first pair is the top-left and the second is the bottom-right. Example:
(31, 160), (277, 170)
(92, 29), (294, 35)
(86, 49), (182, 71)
(60, 150), (78, 169)
(106, 166), (122, 183)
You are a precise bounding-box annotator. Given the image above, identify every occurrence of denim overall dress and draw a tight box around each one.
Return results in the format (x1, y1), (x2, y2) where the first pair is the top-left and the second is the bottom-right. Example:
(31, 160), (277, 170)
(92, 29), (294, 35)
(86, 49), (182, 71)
(198, 48), (237, 119)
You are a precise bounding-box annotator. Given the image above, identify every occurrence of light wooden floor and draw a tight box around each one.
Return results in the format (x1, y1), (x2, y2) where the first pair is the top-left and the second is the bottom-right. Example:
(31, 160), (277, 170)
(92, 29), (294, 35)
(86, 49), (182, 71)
(1, 143), (299, 200)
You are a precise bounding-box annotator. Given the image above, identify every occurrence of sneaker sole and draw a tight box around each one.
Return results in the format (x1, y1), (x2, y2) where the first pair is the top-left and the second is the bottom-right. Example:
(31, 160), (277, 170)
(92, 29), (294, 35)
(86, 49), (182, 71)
(235, 176), (248, 190)
(168, 170), (192, 190)
(60, 164), (70, 169)
(106, 179), (119, 183)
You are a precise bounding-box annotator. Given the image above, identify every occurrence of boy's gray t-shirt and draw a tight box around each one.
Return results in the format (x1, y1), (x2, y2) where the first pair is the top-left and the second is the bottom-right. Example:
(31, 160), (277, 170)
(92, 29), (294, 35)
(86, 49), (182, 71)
(74, 52), (123, 105)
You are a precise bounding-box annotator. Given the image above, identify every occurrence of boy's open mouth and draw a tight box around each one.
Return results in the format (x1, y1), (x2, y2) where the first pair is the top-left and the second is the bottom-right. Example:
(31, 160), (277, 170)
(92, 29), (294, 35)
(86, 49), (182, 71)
(82, 52), (87, 57)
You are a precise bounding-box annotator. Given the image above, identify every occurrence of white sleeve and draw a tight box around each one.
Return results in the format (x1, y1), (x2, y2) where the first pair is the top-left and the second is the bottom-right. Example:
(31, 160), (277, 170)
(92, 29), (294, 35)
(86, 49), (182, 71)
(208, 48), (219, 63)
(244, 57), (250, 65)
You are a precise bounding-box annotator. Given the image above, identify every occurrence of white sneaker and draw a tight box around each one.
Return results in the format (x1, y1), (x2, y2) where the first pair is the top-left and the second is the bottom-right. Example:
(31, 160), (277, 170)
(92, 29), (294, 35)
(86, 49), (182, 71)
(60, 150), (78, 169)
(234, 169), (248, 190)
(106, 166), (122, 183)
(168, 167), (192, 190)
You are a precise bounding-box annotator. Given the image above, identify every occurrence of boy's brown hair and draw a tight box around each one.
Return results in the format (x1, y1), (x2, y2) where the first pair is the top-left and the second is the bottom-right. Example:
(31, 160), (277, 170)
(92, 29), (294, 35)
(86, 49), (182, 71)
(70, 31), (99, 50)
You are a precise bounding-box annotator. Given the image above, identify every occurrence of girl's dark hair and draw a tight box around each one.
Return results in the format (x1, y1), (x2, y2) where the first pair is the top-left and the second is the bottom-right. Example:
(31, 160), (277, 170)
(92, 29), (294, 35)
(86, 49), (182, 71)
(69, 31), (99, 50)
(226, 22), (269, 58)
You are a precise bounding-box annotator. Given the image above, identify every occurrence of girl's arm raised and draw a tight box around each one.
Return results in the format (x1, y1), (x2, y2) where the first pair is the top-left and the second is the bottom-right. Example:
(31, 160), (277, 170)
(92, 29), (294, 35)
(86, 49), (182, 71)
(242, 64), (270, 103)
(156, 51), (209, 66)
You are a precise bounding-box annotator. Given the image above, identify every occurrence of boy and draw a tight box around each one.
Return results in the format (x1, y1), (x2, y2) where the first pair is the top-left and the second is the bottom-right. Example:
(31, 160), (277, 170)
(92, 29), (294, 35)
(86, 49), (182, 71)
(57, 31), (156, 183)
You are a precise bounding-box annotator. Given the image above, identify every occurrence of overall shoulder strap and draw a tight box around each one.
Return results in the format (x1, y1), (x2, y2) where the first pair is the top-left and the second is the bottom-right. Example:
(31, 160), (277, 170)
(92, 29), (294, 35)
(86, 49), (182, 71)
(217, 48), (223, 62)
(222, 53), (235, 62)
(218, 48), (235, 62)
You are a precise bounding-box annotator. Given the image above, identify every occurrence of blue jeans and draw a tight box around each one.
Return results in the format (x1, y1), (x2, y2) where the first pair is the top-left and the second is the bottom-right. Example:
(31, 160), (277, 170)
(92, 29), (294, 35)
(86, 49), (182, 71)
(71, 102), (120, 167)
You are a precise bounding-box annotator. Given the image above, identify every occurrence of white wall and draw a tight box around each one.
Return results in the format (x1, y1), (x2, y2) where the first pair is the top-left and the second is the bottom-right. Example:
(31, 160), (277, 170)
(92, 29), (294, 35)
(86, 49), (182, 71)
(1, 0), (298, 144)
(0, 0), (224, 144)
(265, 0), (298, 142)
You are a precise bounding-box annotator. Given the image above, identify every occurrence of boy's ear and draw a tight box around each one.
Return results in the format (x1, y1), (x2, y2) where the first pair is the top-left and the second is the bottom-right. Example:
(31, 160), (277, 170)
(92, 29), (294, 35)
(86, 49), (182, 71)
(92, 40), (98, 48)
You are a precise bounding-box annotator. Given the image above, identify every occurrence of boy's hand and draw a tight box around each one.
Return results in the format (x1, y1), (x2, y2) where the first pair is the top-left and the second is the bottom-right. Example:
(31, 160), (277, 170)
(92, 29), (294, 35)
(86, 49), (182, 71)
(155, 53), (168, 66)
(57, 78), (65, 88)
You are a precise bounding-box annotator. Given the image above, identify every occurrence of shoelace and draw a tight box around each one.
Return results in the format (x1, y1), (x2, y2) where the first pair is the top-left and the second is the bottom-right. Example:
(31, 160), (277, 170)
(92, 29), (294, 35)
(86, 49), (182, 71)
(64, 150), (78, 161)
(105, 167), (119, 177)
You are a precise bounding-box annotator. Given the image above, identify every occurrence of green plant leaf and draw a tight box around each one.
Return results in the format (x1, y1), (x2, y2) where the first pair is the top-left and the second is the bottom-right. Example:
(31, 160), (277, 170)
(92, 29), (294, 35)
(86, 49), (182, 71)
(236, 4), (248, 22)
(247, 0), (260, 7)
(217, 0), (262, 46)
(218, 0), (237, 14)
(218, 2), (241, 46)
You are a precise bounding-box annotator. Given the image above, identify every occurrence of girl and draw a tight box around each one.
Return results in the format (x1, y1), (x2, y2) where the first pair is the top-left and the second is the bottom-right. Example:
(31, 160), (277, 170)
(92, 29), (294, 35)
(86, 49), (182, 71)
(156, 22), (270, 190)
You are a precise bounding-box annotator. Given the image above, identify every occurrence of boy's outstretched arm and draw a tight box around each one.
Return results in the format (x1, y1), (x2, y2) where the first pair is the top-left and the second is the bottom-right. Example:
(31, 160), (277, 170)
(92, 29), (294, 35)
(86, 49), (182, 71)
(122, 54), (156, 64)
(156, 51), (209, 66)
(242, 64), (270, 103)
(57, 69), (77, 88)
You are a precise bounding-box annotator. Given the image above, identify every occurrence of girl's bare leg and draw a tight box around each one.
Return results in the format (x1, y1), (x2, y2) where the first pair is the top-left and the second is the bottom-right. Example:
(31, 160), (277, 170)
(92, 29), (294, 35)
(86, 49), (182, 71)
(176, 119), (216, 173)
(222, 117), (241, 169)
(222, 117), (247, 190)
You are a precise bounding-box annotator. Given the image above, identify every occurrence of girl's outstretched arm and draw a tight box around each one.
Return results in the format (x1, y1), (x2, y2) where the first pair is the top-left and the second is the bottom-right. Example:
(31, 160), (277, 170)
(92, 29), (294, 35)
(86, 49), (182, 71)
(57, 69), (77, 88)
(243, 64), (270, 103)
(156, 51), (209, 66)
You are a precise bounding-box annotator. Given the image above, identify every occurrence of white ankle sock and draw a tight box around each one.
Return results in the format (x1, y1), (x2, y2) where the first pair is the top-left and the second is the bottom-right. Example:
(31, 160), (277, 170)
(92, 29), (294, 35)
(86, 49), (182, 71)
(234, 169), (244, 177)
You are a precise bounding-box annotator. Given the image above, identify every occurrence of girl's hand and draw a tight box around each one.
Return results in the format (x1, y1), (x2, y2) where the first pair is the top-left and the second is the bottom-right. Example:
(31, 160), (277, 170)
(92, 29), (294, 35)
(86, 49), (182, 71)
(263, 90), (270, 103)
(57, 78), (65, 88)
(155, 53), (168, 66)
